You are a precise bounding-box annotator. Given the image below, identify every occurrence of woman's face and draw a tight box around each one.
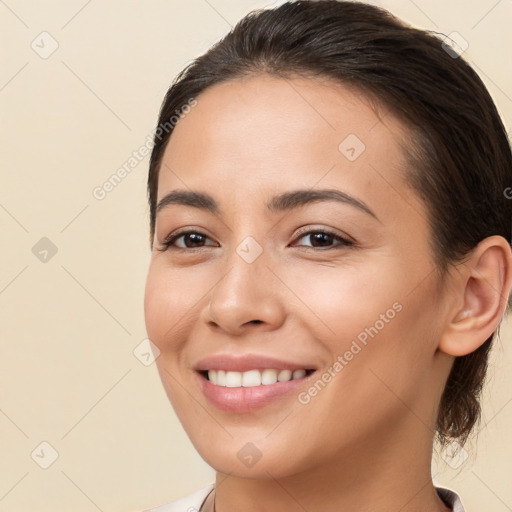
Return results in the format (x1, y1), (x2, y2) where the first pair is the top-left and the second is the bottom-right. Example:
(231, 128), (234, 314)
(144, 74), (453, 478)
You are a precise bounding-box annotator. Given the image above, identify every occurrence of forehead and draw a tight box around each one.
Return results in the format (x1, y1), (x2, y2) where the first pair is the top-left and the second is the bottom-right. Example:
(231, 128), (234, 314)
(158, 73), (414, 211)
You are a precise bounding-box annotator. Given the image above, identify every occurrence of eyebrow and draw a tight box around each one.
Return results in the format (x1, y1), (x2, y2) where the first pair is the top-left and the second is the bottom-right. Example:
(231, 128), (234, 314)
(267, 189), (377, 219)
(156, 190), (220, 215)
(156, 188), (378, 220)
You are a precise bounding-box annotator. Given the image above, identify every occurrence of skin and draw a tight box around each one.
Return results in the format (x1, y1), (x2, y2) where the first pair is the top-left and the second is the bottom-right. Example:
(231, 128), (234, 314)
(144, 74), (512, 512)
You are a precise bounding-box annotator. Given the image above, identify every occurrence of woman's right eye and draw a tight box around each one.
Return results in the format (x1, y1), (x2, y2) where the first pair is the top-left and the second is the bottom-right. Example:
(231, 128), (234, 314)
(158, 230), (218, 251)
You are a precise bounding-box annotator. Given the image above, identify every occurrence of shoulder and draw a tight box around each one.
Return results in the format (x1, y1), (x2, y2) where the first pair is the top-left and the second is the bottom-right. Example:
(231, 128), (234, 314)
(436, 486), (466, 512)
(142, 483), (214, 512)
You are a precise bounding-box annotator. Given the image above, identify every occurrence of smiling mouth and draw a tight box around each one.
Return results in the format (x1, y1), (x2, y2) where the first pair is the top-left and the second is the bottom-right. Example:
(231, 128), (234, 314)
(200, 368), (316, 387)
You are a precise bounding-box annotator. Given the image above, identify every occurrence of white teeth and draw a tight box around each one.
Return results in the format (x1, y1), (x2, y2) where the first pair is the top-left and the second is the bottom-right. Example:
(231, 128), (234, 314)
(261, 369), (278, 385)
(225, 371), (242, 387)
(242, 369), (261, 387)
(277, 369), (292, 382)
(292, 369), (306, 379)
(206, 368), (309, 387)
(217, 370), (226, 386)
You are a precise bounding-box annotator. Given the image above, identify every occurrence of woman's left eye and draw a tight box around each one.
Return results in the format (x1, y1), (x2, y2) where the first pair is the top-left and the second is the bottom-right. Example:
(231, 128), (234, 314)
(293, 230), (353, 249)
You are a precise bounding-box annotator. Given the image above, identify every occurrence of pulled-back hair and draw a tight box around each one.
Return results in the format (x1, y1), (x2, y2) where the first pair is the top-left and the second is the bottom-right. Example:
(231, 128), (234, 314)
(147, 0), (512, 446)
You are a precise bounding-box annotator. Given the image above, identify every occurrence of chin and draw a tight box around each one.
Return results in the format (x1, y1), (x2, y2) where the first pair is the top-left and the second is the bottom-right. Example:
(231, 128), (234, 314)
(188, 433), (310, 480)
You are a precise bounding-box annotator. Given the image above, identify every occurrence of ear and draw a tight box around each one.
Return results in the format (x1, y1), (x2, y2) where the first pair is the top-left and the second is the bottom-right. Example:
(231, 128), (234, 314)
(439, 235), (512, 357)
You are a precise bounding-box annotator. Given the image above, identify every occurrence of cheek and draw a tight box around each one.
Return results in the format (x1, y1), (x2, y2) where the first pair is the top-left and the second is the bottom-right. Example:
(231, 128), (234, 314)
(328, 283), (439, 420)
(144, 264), (188, 357)
(286, 261), (434, 399)
(281, 261), (401, 341)
(144, 268), (195, 410)
(144, 270), (170, 345)
(143, 261), (207, 348)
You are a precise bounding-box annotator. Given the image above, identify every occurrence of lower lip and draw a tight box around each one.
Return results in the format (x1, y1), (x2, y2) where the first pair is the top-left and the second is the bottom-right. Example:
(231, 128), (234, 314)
(197, 372), (314, 412)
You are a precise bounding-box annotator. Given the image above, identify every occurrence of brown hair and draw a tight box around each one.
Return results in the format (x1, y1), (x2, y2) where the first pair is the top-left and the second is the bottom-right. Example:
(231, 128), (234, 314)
(147, 0), (512, 446)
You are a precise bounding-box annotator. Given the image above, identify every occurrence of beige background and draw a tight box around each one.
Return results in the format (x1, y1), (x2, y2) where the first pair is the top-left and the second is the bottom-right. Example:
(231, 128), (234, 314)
(0, 0), (511, 511)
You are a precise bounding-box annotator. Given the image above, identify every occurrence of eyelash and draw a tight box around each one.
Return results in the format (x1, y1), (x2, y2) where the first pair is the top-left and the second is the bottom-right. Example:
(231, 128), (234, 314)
(157, 228), (354, 252)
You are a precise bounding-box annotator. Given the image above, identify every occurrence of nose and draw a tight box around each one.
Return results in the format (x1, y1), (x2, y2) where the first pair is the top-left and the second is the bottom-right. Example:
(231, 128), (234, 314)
(202, 249), (286, 336)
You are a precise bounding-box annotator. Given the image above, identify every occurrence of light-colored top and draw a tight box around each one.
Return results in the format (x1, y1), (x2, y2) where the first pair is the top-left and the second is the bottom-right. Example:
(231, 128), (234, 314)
(143, 483), (466, 511)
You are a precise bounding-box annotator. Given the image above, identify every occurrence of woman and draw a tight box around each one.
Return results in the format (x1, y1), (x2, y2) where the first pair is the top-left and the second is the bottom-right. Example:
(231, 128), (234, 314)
(143, 1), (512, 511)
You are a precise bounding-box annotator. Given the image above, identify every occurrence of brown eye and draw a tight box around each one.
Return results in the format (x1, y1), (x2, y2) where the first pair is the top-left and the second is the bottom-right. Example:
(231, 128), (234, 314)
(176, 233), (208, 248)
(294, 230), (353, 249)
(160, 230), (218, 250)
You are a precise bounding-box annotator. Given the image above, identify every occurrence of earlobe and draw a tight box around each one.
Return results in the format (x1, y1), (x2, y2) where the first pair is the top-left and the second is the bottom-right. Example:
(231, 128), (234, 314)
(439, 236), (512, 357)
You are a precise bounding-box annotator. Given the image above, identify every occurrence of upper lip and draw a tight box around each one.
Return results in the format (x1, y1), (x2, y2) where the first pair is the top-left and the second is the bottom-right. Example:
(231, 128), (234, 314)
(194, 354), (316, 372)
